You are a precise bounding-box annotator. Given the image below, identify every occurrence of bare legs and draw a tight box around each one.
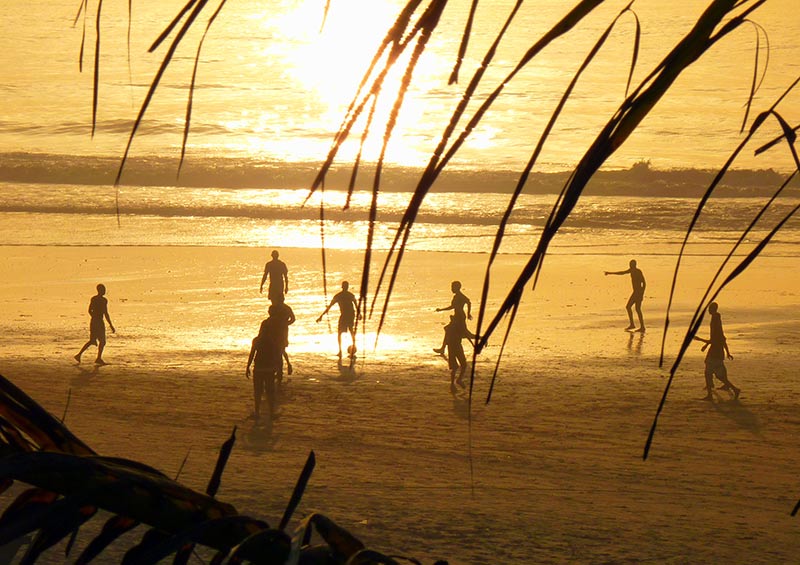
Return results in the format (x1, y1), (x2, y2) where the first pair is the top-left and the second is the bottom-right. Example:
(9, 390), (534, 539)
(337, 330), (356, 359)
(253, 372), (277, 421)
(625, 297), (645, 332)
(75, 339), (106, 364)
(703, 363), (740, 400)
(252, 373), (263, 420)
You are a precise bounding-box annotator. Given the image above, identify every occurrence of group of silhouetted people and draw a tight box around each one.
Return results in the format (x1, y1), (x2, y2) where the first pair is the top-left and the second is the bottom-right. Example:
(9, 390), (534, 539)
(605, 258), (740, 400)
(247, 250), (361, 421)
(72, 253), (741, 415)
(245, 250), (294, 421)
(433, 280), (474, 392)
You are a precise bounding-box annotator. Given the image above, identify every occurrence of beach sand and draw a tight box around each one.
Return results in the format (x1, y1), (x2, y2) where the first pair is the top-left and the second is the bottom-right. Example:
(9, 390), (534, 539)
(1, 244), (800, 563)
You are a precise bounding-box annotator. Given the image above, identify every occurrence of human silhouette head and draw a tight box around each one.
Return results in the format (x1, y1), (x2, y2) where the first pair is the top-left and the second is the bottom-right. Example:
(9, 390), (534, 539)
(341, 281), (349, 291)
(268, 304), (277, 316)
(451, 281), (462, 293)
(629, 259), (637, 269)
(708, 302), (719, 314)
(96, 284), (106, 295)
(271, 250), (279, 259)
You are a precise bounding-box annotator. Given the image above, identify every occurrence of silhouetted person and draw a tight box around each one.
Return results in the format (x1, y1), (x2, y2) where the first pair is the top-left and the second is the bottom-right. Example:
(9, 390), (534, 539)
(694, 302), (740, 400)
(446, 315), (474, 392)
(434, 280), (472, 356)
(246, 316), (283, 421)
(270, 297), (295, 381)
(316, 280), (359, 359)
(260, 250), (288, 302)
(75, 283), (115, 365)
(605, 259), (646, 332)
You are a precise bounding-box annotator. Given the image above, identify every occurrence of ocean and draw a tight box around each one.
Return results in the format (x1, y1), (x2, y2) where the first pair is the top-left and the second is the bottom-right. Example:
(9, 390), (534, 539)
(1, 0), (798, 254)
(1, 0), (799, 370)
(2, 165), (799, 256)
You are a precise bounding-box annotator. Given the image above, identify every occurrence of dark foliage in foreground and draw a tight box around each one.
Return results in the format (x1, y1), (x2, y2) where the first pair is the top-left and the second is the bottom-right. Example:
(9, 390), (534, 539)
(0, 374), (443, 564)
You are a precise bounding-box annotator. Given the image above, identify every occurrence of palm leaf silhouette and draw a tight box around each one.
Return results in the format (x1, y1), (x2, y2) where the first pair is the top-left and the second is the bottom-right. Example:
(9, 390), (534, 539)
(644, 101), (799, 460)
(0, 374), (412, 562)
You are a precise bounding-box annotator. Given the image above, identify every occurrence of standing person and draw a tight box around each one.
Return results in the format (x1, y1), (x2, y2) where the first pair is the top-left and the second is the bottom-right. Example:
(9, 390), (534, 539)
(246, 316), (282, 421)
(694, 302), (740, 400)
(604, 259), (646, 332)
(316, 280), (359, 359)
(270, 296), (296, 381)
(74, 283), (116, 365)
(434, 280), (472, 356)
(259, 250), (289, 302)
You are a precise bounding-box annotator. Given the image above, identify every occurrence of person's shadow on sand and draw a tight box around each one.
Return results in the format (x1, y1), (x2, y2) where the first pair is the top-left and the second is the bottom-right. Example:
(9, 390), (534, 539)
(336, 358), (359, 382)
(72, 363), (102, 383)
(627, 331), (643, 355)
(451, 392), (469, 420)
(711, 397), (761, 435)
(244, 418), (278, 451)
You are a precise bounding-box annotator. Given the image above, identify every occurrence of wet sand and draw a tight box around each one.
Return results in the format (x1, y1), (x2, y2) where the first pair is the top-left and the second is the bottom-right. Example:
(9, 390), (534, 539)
(1, 244), (800, 563)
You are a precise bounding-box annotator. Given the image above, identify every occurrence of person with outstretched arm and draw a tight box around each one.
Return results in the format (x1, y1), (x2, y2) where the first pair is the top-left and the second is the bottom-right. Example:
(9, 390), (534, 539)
(605, 259), (646, 332)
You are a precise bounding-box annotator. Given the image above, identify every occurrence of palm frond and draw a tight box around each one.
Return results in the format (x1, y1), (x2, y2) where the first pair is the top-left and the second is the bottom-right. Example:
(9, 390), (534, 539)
(0, 488), (58, 547)
(91, 0), (103, 138)
(279, 450), (315, 531)
(305, 0), (431, 206)
(740, 20), (770, 132)
(0, 374), (425, 562)
(74, 515), (139, 565)
(178, 0), (231, 177)
(293, 513), (366, 563)
(149, 0), (200, 53)
(472, 1), (760, 375)
(369, 0), (527, 330)
(644, 105), (800, 460)
(74, 0), (88, 72)
(206, 426), (235, 497)
(447, 0), (478, 85)
(113, 0), (212, 188)
(17, 495), (96, 564)
(227, 528), (291, 564)
(475, 2), (638, 400)
(0, 375), (94, 456)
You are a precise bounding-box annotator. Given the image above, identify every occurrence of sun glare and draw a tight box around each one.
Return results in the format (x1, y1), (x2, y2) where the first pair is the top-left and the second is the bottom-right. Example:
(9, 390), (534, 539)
(276, 1), (401, 110)
(252, 0), (452, 167)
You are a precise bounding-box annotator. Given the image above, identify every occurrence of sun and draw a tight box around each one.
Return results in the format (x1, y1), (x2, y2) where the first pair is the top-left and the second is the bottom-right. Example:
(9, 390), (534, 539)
(274, 2), (401, 110)
(253, 0), (450, 166)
